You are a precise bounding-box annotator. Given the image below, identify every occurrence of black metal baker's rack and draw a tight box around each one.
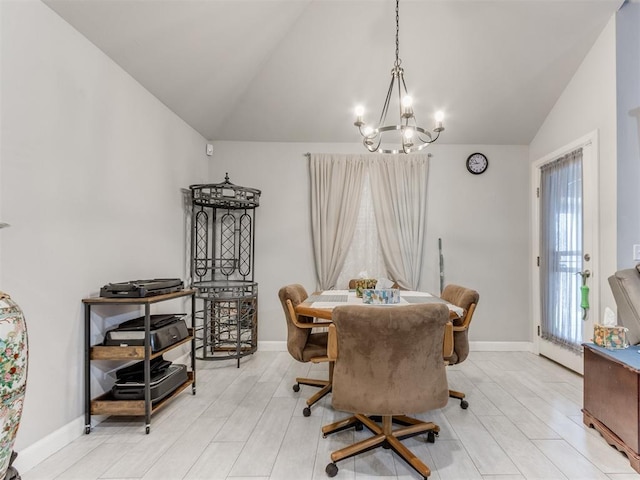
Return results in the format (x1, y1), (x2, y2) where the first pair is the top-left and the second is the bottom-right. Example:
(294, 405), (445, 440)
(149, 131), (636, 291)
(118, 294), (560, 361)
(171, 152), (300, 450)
(189, 174), (260, 367)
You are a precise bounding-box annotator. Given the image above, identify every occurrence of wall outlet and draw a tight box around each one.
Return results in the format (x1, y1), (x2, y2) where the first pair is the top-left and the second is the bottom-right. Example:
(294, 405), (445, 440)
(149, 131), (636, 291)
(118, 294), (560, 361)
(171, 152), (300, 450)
(206, 144), (213, 156)
(634, 244), (640, 261)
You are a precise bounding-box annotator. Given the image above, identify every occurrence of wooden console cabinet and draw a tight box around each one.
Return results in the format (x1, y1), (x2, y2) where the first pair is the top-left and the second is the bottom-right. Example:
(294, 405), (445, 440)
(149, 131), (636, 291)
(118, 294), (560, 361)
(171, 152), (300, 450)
(583, 343), (640, 472)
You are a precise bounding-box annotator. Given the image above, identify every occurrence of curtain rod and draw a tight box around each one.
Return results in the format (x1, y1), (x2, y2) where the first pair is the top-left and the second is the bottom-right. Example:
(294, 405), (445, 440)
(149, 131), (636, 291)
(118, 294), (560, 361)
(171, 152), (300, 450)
(304, 152), (433, 158)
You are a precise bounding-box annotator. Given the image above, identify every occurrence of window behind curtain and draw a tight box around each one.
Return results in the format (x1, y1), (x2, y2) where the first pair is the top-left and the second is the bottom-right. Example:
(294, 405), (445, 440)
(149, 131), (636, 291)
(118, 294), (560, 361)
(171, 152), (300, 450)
(335, 174), (387, 289)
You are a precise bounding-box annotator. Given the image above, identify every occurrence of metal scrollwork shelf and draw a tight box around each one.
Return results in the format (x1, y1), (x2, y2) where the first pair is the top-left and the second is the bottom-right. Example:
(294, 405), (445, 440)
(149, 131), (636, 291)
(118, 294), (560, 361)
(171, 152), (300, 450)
(189, 174), (260, 367)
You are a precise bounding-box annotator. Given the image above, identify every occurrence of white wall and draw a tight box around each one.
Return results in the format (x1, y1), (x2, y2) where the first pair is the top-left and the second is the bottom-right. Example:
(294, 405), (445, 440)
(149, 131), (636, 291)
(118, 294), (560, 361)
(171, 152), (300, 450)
(210, 141), (531, 345)
(616, 2), (640, 268)
(0, 0), (208, 452)
(529, 17), (617, 317)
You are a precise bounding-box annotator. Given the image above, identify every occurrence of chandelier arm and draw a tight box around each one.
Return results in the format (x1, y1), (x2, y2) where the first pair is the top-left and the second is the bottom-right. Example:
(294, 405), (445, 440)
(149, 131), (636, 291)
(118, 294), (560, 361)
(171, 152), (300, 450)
(414, 128), (434, 142)
(400, 73), (410, 96)
(378, 73), (396, 129)
(397, 70), (404, 120)
(364, 135), (382, 153)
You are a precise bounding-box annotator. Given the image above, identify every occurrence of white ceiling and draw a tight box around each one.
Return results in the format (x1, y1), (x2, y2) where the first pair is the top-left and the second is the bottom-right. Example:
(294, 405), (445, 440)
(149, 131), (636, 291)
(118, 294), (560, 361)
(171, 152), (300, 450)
(42, 0), (623, 145)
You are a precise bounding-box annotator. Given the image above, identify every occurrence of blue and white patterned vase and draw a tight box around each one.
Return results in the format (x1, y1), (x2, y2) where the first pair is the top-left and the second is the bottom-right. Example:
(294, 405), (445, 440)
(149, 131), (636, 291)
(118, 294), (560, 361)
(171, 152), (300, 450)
(0, 292), (28, 480)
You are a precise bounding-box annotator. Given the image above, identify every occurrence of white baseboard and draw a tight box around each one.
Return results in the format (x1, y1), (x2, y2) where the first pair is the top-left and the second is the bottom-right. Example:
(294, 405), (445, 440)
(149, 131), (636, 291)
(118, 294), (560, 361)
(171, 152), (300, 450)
(13, 414), (88, 474)
(14, 339), (533, 473)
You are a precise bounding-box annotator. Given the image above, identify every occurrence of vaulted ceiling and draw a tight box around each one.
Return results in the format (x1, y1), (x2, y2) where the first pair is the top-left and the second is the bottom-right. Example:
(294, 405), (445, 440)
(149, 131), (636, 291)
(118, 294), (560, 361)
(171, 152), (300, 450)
(43, 0), (623, 145)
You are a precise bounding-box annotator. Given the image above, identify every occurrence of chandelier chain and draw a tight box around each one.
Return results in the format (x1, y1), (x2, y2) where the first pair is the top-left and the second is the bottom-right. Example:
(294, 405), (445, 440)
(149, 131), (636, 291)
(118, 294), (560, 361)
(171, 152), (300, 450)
(394, 0), (401, 68)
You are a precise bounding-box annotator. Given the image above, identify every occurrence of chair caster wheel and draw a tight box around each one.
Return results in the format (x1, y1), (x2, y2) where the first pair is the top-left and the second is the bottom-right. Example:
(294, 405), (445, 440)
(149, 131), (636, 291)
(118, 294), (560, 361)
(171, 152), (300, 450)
(460, 399), (469, 409)
(303, 407), (311, 417)
(84, 426), (90, 434)
(427, 430), (436, 443)
(326, 462), (338, 477)
(145, 425), (150, 434)
(293, 384), (300, 392)
(355, 423), (363, 431)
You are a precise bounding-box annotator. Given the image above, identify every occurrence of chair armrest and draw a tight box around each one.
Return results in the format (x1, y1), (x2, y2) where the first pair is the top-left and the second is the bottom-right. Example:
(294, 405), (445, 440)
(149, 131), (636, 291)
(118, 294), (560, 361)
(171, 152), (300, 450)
(296, 321), (333, 329)
(327, 324), (338, 361)
(443, 321), (454, 358)
(287, 298), (332, 329)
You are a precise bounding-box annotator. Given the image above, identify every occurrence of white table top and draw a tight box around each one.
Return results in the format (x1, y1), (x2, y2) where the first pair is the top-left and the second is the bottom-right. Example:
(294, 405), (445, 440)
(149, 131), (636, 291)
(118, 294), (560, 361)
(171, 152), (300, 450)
(308, 290), (464, 317)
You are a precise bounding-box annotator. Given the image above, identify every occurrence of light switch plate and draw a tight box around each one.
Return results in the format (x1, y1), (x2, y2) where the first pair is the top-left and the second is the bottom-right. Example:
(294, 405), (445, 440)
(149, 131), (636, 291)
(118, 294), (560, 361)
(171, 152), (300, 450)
(634, 244), (640, 261)
(206, 144), (213, 156)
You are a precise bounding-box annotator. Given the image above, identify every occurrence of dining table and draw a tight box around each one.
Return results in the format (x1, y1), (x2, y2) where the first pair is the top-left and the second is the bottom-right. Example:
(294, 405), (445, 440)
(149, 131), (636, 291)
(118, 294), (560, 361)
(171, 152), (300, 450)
(295, 289), (464, 321)
(294, 289), (460, 358)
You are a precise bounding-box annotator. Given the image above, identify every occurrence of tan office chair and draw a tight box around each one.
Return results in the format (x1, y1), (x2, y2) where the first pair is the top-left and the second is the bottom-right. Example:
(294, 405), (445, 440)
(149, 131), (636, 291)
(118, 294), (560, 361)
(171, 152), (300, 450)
(322, 303), (450, 479)
(278, 284), (333, 417)
(440, 284), (479, 409)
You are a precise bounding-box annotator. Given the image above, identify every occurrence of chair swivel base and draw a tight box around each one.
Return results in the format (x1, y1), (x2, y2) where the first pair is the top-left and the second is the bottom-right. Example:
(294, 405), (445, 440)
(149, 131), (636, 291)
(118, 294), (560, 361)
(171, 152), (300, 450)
(322, 413), (439, 479)
(449, 389), (469, 409)
(292, 377), (332, 416)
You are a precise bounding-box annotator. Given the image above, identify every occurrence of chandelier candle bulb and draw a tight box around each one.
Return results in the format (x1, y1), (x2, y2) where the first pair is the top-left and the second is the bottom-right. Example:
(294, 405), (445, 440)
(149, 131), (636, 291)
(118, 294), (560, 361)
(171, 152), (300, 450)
(354, 105), (365, 126)
(401, 96), (414, 118)
(435, 111), (444, 131)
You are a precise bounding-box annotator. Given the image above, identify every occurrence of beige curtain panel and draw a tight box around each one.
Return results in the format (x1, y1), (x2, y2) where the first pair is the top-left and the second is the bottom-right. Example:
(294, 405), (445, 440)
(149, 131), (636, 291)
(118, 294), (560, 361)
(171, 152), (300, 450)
(309, 153), (429, 290)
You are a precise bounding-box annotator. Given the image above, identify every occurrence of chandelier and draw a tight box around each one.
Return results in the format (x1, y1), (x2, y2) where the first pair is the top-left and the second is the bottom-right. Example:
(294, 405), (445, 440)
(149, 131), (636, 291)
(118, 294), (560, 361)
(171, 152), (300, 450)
(354, 0), (444, 154)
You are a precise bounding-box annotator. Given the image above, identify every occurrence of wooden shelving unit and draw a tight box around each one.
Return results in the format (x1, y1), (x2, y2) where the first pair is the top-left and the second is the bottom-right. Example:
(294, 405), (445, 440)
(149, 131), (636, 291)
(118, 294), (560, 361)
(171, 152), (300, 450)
(83, 289), (196, 434)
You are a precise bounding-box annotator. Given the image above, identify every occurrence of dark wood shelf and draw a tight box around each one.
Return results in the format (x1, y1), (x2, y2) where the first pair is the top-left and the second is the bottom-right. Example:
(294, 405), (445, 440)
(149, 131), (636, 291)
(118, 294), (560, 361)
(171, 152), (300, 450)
(90, 331), (194, 360)
(82, 289), (195, 305)
(91, 372), (194, 416)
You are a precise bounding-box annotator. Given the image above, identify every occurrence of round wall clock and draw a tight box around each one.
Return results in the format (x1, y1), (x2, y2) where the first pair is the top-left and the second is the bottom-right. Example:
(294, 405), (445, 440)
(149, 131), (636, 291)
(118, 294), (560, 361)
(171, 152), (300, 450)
(466, 152), (489, 175)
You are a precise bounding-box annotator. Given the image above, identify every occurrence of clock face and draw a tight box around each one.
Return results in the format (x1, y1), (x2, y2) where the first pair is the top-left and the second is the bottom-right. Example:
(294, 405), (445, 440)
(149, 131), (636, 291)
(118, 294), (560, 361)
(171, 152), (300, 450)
(466, 153), (488, 175)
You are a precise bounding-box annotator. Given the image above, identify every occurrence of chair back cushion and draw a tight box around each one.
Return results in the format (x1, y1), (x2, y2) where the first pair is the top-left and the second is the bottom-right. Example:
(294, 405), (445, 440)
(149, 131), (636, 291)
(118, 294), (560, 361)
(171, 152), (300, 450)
(441, 284), (479, 365)
(440, 284), (479, 312)
(331, 303), (449, 415)
(609, 268), (640, 345)
(278, 284), (313, 361)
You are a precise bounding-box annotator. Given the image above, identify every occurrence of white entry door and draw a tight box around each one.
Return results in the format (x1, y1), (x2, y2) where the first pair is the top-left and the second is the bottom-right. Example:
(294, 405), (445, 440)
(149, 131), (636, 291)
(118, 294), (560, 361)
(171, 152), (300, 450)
(532, 132), (599, 374)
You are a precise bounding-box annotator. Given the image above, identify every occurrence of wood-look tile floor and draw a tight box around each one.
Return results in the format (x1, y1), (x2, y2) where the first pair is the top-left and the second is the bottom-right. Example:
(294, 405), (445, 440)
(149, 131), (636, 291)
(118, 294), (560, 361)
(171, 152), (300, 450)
(22, 351), (640, 480)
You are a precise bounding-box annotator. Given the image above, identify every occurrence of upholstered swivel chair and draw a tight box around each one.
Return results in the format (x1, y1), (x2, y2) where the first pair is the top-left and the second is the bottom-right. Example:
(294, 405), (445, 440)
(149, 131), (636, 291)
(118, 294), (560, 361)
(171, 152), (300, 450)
(322, 303), (450, 479)
(440, 284), (479, 409)
(278, 284), (333, 417)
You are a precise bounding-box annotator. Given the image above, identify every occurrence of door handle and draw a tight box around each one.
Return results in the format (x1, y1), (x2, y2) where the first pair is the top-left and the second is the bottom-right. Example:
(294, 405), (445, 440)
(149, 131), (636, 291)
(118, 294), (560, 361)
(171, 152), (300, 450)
(577, 270), (591, 320)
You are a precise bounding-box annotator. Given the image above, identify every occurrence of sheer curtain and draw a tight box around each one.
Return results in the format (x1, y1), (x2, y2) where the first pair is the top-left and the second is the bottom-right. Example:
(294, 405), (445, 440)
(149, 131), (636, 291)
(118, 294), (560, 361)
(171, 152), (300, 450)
(335, 174), (387, 289)
(369, 155), (429, 290)
(309, 154), (366, 290)
(540, 148), (583, 351)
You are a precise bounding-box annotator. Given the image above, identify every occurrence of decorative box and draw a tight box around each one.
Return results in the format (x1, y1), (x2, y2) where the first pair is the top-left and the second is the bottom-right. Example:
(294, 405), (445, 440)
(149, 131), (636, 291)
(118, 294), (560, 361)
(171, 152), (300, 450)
(593, 323), (628, 349)
(354, 279), (377, 298)
(362, 289), (400, 305)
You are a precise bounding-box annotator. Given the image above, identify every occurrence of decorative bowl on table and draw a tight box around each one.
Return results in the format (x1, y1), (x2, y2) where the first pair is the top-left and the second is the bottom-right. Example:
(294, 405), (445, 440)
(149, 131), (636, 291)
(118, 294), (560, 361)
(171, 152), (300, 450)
(354, 279), (377, 298)
(362, 289), (400, 304)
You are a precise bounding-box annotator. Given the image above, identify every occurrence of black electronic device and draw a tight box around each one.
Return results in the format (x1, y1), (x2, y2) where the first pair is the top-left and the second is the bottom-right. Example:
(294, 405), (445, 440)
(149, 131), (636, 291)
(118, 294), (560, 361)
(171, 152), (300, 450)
(112, 364), (188, 403)
(103, 314), (189, 351)
(99, 279), (183, 298)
